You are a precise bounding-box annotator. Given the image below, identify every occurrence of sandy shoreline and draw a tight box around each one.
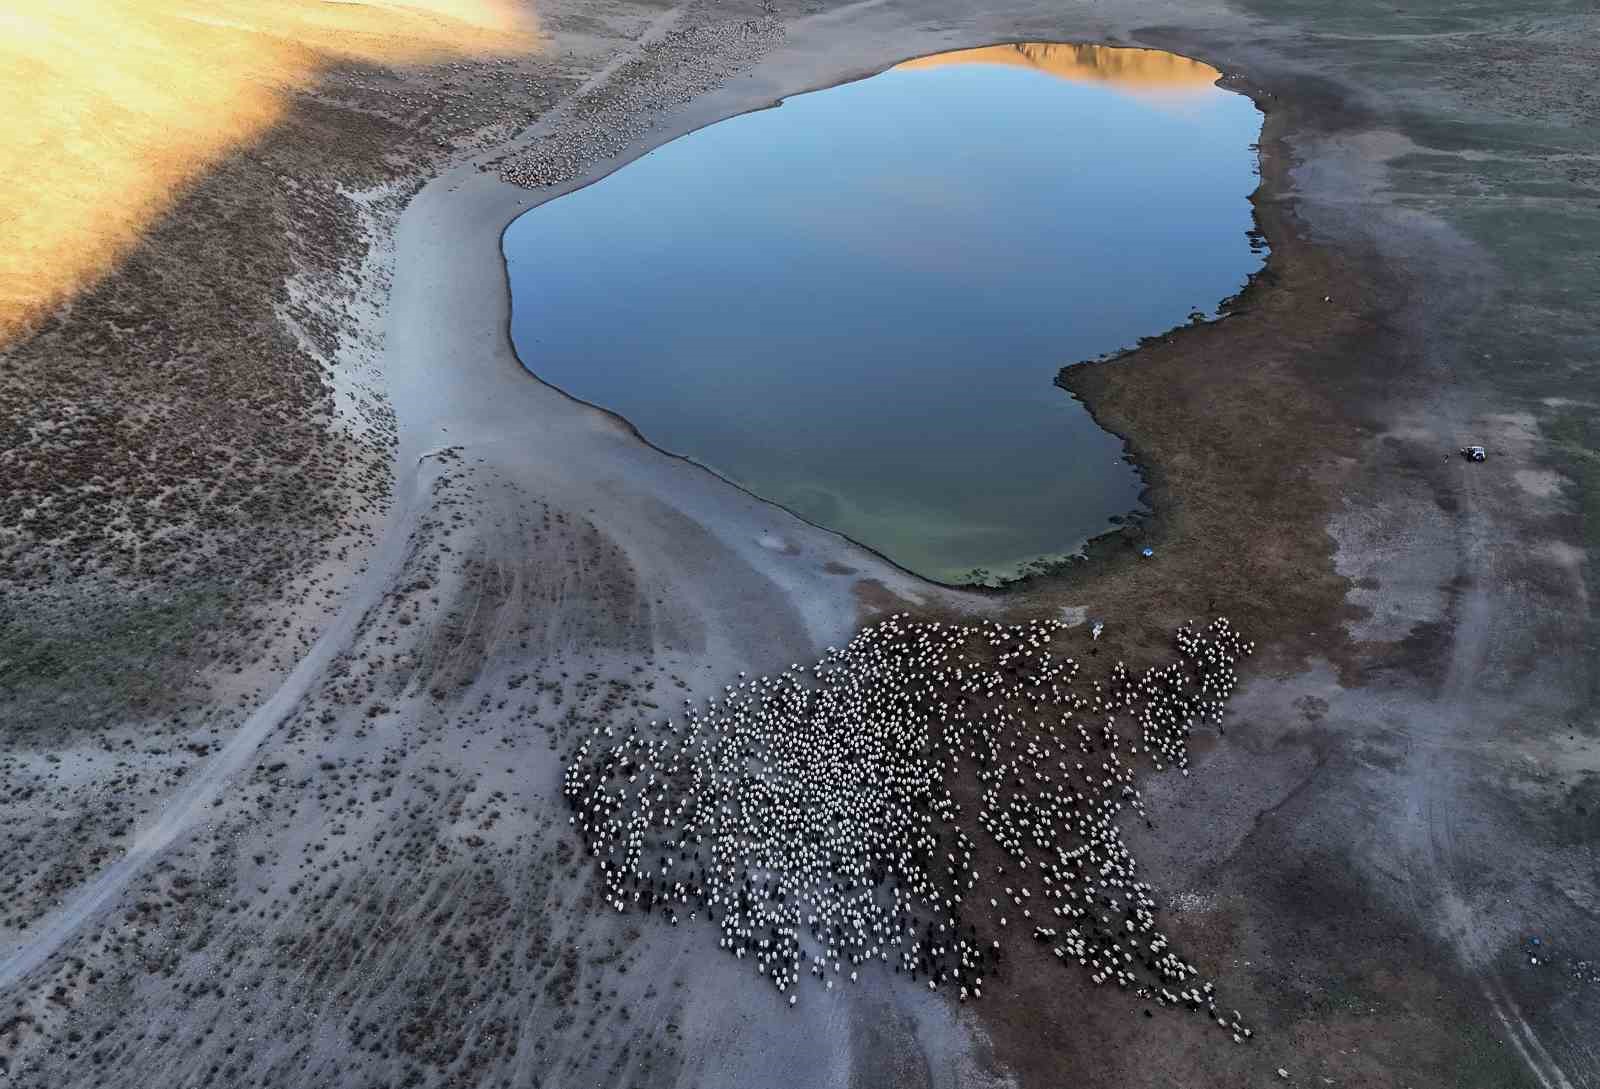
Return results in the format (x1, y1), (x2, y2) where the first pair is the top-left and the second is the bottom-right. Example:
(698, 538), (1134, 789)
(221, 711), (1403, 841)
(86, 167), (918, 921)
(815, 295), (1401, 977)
(2, 1), (1596, 1086)
(381, 107), (952, 642)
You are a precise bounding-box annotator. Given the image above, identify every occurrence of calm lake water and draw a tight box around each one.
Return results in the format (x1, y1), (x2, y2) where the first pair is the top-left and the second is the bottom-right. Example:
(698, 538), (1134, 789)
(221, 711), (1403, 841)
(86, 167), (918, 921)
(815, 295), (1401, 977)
(506, 43), (1263, 584)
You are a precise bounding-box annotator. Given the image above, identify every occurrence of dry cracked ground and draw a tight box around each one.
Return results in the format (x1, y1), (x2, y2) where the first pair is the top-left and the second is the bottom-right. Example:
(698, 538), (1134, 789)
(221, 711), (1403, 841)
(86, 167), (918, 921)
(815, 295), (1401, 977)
(1, 0), (1596, 1087)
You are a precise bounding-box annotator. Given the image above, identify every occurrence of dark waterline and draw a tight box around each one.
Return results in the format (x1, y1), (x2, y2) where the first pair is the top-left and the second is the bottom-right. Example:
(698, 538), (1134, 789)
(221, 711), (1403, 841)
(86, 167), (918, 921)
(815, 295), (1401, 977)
(506, 44), (1264, 584)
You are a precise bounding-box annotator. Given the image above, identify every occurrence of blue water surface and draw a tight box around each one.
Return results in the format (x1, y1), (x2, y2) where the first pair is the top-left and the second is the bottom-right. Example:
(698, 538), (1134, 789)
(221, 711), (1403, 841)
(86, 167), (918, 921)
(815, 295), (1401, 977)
(506, 47), (1262, 583)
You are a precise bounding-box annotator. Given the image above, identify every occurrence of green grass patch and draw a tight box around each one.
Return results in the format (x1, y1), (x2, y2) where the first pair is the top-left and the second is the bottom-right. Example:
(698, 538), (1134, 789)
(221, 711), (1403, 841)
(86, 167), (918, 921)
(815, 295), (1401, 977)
(0, 585), (231, 740)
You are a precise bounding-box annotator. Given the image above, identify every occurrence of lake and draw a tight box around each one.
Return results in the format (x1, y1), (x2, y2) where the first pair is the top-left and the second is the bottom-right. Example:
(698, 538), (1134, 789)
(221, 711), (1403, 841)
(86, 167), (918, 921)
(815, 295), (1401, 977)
(505, 43), (1263, 584)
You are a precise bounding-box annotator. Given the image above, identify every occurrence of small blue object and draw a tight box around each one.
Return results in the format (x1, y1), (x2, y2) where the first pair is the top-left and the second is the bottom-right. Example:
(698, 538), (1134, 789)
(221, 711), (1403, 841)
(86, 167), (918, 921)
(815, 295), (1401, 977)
(1531, 937), (1542, 946)
(1141, 548), (1155, 558)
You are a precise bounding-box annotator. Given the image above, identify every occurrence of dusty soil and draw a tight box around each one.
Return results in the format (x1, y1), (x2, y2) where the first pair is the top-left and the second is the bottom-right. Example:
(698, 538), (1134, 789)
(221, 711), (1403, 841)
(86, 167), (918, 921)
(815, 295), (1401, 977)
(1, 0), (1595, 1087)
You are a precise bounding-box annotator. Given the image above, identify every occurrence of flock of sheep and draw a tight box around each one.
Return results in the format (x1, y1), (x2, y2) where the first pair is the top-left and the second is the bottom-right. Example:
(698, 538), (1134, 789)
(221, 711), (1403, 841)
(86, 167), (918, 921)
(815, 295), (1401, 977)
(563, 614), (1254, 1036)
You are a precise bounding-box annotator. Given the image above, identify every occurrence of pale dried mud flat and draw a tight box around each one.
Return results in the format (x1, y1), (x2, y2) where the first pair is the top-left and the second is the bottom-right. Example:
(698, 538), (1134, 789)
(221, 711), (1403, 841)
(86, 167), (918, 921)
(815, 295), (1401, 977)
(1, 0), (1596, 1087)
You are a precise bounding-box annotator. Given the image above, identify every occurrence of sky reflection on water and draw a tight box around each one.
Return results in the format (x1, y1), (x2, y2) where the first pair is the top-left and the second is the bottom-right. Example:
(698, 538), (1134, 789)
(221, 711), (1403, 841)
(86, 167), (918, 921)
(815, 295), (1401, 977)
(506, 44), (1263, 584)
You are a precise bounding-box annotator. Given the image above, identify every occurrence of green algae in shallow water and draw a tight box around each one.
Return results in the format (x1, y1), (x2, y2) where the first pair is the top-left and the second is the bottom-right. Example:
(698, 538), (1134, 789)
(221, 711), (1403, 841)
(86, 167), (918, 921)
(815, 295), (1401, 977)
(506, 43), (1264, 585)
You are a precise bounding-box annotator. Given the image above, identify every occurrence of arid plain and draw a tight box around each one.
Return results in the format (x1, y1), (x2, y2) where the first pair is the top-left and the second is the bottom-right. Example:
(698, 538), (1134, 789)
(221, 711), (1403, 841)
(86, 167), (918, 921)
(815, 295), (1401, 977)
(1, 1), (1596, 1087)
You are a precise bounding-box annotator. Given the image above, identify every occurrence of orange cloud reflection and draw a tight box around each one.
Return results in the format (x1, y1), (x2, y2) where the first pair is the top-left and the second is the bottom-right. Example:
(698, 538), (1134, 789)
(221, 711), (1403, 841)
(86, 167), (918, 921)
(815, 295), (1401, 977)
(0, 0), (538, 344)
(895, 42), (1222, 94)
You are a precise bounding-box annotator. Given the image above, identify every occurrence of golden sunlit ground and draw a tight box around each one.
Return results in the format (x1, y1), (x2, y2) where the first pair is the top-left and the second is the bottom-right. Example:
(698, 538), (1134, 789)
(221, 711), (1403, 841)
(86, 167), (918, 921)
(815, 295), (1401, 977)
(0, 0), (538, 345)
